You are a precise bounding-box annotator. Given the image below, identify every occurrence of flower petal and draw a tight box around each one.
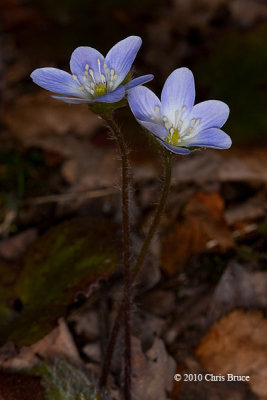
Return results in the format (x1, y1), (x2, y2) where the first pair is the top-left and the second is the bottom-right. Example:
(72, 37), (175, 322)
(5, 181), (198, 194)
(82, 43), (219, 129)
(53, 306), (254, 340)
(105, 36), (142, 86)
(190, 100), (230, 132)
(124, 74), (154, 91)
(52, 95), (93, 104)
(128, 85), (161, 123)
(30, 68), (84, 97)
(70, 46), (105, 84)
(137, 120), (168, 140)
(52, 85), (125, 104)
(92, 85), (125, 103)
(161, 68), (195, 123)
(158, 140), (191, 154)
(184, 128), (232, 149)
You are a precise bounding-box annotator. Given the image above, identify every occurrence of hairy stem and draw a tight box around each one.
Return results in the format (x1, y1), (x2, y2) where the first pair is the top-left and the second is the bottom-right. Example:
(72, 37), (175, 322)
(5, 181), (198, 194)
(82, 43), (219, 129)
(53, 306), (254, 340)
(100, 115), (132, 400)
(133, 149), (172, 280)
(99, 146), (172, 389)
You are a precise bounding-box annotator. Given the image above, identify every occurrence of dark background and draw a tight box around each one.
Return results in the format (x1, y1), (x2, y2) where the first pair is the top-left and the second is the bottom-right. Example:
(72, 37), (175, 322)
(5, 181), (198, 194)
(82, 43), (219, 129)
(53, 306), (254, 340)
(0, 2), (267, 399)
(1, 0), (267, 145)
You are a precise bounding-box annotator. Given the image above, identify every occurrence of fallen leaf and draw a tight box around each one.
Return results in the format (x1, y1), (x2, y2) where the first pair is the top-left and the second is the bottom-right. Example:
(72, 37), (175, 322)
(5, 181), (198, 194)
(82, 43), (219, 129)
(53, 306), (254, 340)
(0, 229), (37, 261)
(161, 192), (234, 274)
(131, 336), (176, 400)
(4, 92), (101, 144)
(196, 309), (267, 399)
(0, 319), (80, 370)
(209, 261), (267, 320)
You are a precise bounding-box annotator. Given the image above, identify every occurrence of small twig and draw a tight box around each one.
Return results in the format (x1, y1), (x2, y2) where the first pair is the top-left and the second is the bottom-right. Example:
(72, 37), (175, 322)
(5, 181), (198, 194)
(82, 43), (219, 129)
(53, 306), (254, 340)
(22, 188), (117, 206)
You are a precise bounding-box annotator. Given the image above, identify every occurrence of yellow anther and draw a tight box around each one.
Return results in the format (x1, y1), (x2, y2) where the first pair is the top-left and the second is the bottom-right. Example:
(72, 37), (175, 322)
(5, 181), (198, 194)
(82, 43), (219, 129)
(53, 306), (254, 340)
(85, 64), (89, 70)
(114, 74), (118, 80)
(72, 74), (78, 80)
(155, 106), (160, 113)
(195, 119), (201, 125)
(90, 89), (95, 95)
(163, 116), (167, 122)
(165, 127), (180, 145)
(191, 119), (195, 125)
(110, 69), (115, 76)
(89, 69), (94, 76)
(97, 58), (101, 66)
(82, 76), (87, 82)
(150, 116), (155, 121)
(84, 70), (88, 75)
(182, 106), (187, 112)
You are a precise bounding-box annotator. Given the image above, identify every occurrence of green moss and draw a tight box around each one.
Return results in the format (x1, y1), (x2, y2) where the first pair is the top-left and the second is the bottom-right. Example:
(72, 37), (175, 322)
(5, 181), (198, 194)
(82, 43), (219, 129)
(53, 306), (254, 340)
(0, 219), (118, 346)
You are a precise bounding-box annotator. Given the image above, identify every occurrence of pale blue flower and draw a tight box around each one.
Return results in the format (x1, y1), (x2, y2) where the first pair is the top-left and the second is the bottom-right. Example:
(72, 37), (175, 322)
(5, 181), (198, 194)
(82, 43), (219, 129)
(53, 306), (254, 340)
(31, 36), (153, 104)
(128, 67), (231, 154)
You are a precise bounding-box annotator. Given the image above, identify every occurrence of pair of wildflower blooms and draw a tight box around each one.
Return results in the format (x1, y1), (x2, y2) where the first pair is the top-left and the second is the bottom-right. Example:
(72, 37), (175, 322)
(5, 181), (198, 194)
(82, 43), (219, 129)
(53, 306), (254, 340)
(31, 36), (231, 153)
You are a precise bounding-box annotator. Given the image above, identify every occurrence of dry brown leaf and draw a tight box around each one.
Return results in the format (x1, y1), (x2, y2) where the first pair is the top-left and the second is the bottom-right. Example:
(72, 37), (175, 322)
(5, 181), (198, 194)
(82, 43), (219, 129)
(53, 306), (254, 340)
(0, 319), (81, 370)
(3, 92), (101, 144)
(131, 336), (176, 400)
(210, 262), (267, 320)
(0, 229), (37, 261)
(161, 191), (234, 275)
(196, 309), (267, 399)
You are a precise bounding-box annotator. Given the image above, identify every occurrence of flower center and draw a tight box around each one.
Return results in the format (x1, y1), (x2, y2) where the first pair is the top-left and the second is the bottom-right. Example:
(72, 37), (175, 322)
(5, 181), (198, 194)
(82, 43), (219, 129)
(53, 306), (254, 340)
(93, 83), (107, 97)
(161, 107), (201, 146)
(165, 127), (180, 145)
(74, 58), (120, 99)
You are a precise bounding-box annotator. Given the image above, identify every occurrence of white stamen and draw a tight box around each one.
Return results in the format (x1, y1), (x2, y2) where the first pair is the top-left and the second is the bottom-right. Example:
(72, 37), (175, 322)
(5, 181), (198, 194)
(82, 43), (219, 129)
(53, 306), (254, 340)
(89, 69), (95, 81)
(164, 121), (170, 129)
(155, 106), (160, 113)
(72, 74), (78, 80)
(182, 106), (187, 113)
(90, 89), (95, 95)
